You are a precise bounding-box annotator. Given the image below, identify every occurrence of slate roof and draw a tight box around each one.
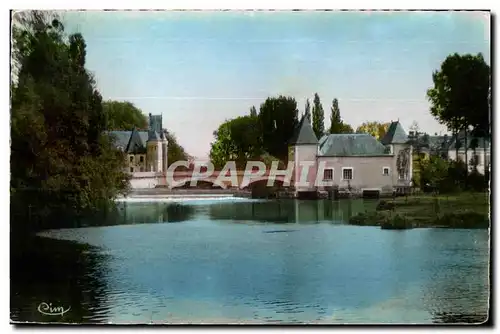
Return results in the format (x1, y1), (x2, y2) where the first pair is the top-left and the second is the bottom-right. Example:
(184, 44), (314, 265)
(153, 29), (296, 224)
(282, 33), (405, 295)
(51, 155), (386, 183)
(412, 135), (452, 153)
(107, 130), (151, 152)
(148, 129), (160, 141)
(106, 131), (133, 149)
(106, 114), (167, 152)
(380, 121), (408, 145)
(149, 114), (163, 134)
(318, 134), (329, 146)
(319, 133), (390, 157)
(289, 113), (318, 145)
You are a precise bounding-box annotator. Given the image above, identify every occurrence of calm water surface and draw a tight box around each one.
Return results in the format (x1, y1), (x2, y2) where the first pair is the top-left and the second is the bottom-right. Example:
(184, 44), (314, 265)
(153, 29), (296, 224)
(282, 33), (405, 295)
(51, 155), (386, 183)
(11, 198), (490, 324)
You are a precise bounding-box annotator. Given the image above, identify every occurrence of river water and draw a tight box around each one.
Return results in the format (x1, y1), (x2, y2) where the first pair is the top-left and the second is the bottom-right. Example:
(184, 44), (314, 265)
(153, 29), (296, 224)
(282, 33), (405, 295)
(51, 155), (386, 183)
(11, 197), (490, 324)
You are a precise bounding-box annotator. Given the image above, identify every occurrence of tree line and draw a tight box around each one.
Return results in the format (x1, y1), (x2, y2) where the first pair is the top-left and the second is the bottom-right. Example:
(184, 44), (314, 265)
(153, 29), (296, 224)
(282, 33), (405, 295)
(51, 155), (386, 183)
(415, 52), (491, 193)
(209, 93), (392, 169)
(10, 11), (191, 234)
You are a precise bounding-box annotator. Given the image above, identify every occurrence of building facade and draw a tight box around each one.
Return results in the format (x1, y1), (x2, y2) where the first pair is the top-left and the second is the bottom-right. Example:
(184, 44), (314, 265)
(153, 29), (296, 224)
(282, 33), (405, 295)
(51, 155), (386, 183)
(107, 113), (169, 174)
(288, 114), (413, 197)
(410, 130), (491, 175)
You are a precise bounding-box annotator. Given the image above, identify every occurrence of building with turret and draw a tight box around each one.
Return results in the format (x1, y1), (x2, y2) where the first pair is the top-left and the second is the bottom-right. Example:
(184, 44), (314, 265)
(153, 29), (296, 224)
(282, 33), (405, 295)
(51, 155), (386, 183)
(107, 113), (168, 174)
(288, 114), (413, 198)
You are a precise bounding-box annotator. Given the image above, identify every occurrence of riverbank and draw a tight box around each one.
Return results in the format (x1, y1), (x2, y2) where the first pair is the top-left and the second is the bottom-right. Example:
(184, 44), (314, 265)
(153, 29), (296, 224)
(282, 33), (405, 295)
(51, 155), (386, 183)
(121, 188), (252, 200)
(348, 192), (490, 229)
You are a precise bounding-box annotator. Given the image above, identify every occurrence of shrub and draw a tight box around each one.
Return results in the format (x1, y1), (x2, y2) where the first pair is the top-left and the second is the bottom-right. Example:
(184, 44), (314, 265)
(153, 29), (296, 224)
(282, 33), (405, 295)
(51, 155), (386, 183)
(467, 171), (487, 192)
(348, 212), (387, 226)
(380, 214), (414, 230)
(376, 200), (395, 211)
(434, 211), (489, 229)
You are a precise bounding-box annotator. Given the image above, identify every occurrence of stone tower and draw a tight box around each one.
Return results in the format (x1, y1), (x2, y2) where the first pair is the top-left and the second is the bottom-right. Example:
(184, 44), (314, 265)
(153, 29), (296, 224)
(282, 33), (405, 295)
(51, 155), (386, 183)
(380, 121), (413, 189)
(147, 113), (163, 172)
(288, 113), (319, 195)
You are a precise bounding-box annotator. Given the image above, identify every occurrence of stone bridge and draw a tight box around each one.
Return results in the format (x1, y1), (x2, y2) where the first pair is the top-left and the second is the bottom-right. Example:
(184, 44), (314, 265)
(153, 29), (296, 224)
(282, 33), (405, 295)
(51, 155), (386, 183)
(165, 170), (291, 190)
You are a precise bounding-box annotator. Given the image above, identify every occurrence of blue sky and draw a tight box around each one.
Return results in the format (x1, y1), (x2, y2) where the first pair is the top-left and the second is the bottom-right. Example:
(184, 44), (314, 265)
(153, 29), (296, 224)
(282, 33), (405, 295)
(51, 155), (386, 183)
(62, 10), (490, 158)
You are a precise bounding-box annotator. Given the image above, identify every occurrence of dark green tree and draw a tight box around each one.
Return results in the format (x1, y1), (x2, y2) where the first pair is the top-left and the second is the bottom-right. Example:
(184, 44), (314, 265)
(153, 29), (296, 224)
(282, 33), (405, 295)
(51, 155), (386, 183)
(249, 105), (257, 117)
(258, 95), (299, 162)
(312, 93), (325, 139)
(304, 99), (311, 123)
(11, 11), (129, 232)
(328, 98), (354, 134)
(102, 100), (148, 130)
(427, 53), (490, 178)
(209, 120), (238, 169)
(209, 116), (264, 169)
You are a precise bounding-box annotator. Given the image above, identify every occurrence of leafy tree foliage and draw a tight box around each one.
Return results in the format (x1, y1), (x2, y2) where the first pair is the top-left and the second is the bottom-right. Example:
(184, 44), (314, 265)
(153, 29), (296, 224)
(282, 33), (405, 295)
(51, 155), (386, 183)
(355, 121), (389, 139)
(258, 95), (299, 161)
(311, 93), (325, 139)
(426, 53), (490, 178)
(11, 11), (129, 232)
(210, 115), (264, 169)
(249, 105), (257, 117)
(210, 96), (298, 168)
(304, 98), (311, 122)
(329, 98), (354, 134)
(102, 100), (148, 130)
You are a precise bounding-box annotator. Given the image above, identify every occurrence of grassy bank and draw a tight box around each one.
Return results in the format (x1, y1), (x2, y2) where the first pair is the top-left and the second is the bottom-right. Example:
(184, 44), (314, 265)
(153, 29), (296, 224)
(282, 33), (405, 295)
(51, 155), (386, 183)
(349, 192), (490, 229)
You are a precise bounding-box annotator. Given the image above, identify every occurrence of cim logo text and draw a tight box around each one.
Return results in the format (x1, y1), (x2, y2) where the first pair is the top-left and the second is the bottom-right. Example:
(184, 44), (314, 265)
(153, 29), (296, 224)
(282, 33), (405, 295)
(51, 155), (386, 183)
(37, 302), (71, 316)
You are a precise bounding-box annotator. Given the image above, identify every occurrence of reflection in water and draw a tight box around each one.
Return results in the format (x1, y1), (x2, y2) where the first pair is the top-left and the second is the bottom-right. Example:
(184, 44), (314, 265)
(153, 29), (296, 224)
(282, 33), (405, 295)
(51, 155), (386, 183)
(10, 238), (110, 324)
(11, 198), (490, 324)
(208, 199), (378, 224)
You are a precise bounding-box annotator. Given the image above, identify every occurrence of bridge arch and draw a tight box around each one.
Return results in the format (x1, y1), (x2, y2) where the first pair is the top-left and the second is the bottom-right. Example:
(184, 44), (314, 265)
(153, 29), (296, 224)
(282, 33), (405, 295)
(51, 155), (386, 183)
(170, 177), (228, 190)
(241, 176), (288, 190)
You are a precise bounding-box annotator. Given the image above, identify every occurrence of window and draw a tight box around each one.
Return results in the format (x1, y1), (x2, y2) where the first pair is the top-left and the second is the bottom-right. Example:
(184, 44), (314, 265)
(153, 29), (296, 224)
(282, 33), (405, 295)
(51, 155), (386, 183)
(130, 167), (134, 173)
(323, 168), (333, 180)
(140, 156), (144, 163)
(342, 168), (353, 180)
(129, 156), (134, 163)
(383, 167), (390, 176)
(399, 172), (406, 180)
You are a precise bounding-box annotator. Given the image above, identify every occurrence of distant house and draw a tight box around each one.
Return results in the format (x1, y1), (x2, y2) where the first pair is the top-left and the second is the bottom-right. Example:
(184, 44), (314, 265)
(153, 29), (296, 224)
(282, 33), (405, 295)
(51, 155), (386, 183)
(409, 130), (490, 175)
(107, 113), (168, 174)
(288, 114), (413, 197)
(447, 132), (490, 175)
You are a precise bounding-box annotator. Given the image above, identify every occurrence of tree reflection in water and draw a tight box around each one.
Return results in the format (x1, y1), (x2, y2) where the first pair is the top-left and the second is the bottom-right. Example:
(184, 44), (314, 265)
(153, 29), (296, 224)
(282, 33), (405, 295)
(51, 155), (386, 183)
(11, 237), (110, 324)
(208, 199), (378, 224)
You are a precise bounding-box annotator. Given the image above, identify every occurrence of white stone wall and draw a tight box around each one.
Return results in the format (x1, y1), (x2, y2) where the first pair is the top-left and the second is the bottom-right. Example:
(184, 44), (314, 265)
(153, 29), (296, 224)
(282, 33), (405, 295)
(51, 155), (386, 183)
(317, 155), (396, 195)
(448, 148), (490, 174)
(162, 141), (168, 173)
(293, 144), (318, 192)
(129, 172), (163, 189)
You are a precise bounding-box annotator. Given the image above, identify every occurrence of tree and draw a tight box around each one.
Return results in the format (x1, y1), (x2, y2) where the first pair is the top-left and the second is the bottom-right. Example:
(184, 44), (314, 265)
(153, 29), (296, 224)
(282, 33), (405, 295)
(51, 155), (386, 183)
(249, 105), (257, 117)
(209, 121), (238, 169)
(329, 99), (354, 134)
(419, 156), (451, 193)
(427, 53), (490, 181)
(102, 100), (148, 130)
(355, 121), (390, 139)
(164, 131), (190, 166)
(304, 99), (311, 123)
(11, 10), (129, 232)
(229, 115), (264, 165)
(258, 95), (299, 161)
(312, 93), (325, 139)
